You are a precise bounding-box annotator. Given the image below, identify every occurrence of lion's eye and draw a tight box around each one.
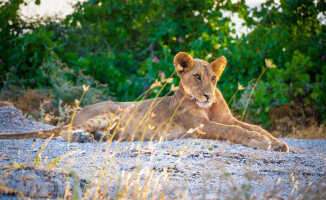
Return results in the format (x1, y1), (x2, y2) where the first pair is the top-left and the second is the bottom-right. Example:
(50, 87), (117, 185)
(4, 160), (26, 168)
(212, 76), (216, 82)
(194, 74), (201, 80)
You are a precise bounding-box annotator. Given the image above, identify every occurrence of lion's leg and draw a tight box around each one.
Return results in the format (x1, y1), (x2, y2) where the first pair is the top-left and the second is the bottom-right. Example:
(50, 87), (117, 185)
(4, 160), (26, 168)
(195, 121), (271, 150)
(233, 120), (289, 152)
(218, 125), (271, 150)
(60, 113), (115, 143)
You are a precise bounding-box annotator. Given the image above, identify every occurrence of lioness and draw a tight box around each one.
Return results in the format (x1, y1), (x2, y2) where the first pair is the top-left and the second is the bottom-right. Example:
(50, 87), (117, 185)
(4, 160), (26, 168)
(0, 52), (288, 152)
(58, 52), (288, 152)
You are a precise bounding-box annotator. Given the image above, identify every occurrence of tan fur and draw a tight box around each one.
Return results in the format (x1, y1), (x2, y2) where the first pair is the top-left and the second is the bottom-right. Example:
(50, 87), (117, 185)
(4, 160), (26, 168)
(60, 52), (288, 151)
(0, 53), (289, 152)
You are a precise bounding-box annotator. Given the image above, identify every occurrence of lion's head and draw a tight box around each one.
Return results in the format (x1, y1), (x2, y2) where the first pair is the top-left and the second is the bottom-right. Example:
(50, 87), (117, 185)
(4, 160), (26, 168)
(173, 52), (227, 108)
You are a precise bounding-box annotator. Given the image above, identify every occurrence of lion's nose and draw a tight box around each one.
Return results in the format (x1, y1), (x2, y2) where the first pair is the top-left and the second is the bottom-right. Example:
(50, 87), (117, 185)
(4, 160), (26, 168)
(203, 93), (210, 101)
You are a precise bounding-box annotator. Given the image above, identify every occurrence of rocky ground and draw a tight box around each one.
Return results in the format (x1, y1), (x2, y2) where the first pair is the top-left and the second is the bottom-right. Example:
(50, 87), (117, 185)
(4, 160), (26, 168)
(0, 106), (55, 137)
(0, 106), (325, 199)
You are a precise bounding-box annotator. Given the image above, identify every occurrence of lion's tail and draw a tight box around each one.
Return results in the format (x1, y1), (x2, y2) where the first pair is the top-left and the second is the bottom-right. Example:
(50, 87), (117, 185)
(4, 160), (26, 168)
(0, 125), (69, 139)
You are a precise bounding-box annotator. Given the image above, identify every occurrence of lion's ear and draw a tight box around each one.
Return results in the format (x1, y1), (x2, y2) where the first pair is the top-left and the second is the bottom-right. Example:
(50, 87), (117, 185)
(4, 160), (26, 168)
(173, 52), (194, 75)
(211, 56), (227, 81)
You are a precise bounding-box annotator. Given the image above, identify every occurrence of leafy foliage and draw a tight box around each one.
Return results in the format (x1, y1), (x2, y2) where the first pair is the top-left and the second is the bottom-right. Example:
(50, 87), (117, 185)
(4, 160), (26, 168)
(41, 55), (110, 106)
(227, 0), (326, 124)
(0, 0), (325, 127)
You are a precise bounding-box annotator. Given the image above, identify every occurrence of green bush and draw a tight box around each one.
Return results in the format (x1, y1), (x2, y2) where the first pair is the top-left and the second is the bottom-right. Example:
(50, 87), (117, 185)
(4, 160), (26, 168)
(0, 0), (325, 126)
(245, 51), (315, 126)
(41, 54), (110, 106)
(224, 0), (326, 125)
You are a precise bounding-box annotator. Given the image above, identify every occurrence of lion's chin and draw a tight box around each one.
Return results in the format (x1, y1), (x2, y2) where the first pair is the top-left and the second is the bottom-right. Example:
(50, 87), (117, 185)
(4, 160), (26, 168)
(196, 101), (212, 108)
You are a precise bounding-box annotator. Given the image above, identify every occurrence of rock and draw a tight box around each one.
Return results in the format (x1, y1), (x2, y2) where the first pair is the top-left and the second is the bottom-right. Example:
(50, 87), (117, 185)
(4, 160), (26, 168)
(0, 167), (81, 198)
(0, 106), (55, 137)
(1, 138), (325, 199)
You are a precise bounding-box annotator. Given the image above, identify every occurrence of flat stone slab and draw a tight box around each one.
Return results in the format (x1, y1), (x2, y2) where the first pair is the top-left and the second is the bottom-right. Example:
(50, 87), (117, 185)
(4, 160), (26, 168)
(0, 137), (325, 199)
(0, 106), (55, 138)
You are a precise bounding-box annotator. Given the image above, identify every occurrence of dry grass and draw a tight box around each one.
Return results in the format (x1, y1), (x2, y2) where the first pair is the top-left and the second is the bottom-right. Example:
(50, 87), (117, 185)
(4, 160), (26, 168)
(1, 71), (325, 199)
(272, 123), (326, 139)
(1, 136), (325, 199)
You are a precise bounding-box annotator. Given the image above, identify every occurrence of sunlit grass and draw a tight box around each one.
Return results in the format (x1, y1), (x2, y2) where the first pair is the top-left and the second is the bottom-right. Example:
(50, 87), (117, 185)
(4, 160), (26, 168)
(0, 70), (325, 199)
(272, 122), (326, 139)
(62, 71), (179, 198)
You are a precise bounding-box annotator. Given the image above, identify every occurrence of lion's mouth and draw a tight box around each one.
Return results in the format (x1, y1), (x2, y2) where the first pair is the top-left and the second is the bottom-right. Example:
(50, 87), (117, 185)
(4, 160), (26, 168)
(196, 101), (212, 108)
(190, 96), (213, 108)
(193, 98), (212, 108)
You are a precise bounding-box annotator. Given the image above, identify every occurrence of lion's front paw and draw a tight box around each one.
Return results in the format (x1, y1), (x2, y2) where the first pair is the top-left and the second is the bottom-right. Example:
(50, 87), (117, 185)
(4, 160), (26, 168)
(271, 139), (289, 152)
(246, 135), (271, 150)
(60, 129), (94, 143)
(71, 130), (94, 143)
(94, 131), (108, 141)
